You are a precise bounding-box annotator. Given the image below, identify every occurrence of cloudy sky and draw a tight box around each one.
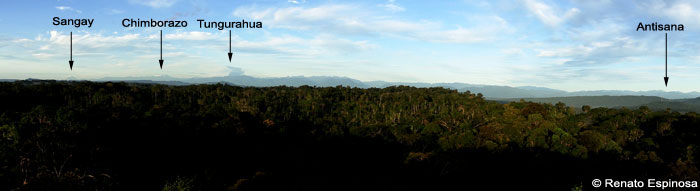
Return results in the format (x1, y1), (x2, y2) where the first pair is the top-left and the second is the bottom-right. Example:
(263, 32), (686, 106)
(1, 0), (700, 92)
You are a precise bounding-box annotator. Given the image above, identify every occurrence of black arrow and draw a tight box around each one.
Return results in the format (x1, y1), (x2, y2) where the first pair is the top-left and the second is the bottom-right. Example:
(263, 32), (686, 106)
(69, 31), (73, 70)
(664, 33), (669, 86)
(228, 30), (233, 62)
(159, 30), (164, 69)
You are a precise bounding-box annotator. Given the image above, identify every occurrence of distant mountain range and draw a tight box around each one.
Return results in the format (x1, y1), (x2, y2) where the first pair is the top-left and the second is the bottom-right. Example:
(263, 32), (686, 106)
(87, 71), (700, 99)
(5, 72), (700, 109)
(4, 73), (700, 112)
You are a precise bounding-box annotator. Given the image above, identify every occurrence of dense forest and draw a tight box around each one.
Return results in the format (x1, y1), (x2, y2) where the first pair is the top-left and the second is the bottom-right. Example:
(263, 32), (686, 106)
(496, 96), (700, 113)
(0, 80), (698, 190)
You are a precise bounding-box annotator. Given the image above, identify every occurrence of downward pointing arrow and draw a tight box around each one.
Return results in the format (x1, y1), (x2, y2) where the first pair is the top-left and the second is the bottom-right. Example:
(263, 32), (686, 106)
(664, 33), (669, 87)
(69, 31), (73, 70)
(159, 30), (164, 69)
(228, 30), (233, 62)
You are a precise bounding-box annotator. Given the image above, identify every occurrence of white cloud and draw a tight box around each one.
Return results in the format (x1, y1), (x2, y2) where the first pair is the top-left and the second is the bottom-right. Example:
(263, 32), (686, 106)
(309, 34), (378, 52)
(10, 1), (698, 92)
(31, 53), (56, 59)
(231, 34), (377, 57)
(45, 31), (142, 48)
(12, 38), (31, 43)
(535, 31), (647, 68)
(651, 1), (700, 27)
(129, 0), (178, 8)
(288, 0), (305, 4)
(523, 0), (578, 26)
(415, 28), (491, 43)
(164, 31), (215, 41)
(55, 6), (82, 14)
(537, 45), (592, 57)
(378, 0), (405, 12)
(55, 6), (70, 11)
(9, 29), (374, 64)
(107, 9), (125, 15)
(233, 4), (507, 43)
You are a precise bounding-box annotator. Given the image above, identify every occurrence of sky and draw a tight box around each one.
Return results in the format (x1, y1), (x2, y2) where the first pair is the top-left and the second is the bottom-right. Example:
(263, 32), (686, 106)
(1, 0), (700, 92)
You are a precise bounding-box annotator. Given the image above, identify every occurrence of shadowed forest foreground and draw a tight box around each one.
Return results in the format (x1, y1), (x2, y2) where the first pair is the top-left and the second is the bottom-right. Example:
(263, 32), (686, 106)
(0, 81), (698, 190)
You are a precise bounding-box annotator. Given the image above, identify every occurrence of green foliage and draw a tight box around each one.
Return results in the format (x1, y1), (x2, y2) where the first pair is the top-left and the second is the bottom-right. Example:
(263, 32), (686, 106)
(499, 96), (700, 113)
(0, 81), (698, 190)
(162, 176), (195, 191)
